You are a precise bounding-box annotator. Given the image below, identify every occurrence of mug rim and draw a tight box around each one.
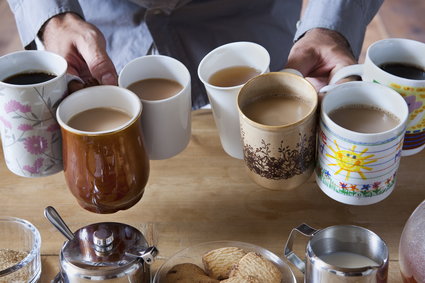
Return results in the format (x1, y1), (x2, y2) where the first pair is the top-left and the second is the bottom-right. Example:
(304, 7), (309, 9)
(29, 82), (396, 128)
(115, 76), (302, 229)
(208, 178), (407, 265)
(118, 54), (191, 104)
(197, 41), (271, 90)
(366, 37), (425, 83)
(0, 50), (68, 88)
(237, 71), (318, 130)
(56, 85), (142, 136)
(321, 81), (408, 139)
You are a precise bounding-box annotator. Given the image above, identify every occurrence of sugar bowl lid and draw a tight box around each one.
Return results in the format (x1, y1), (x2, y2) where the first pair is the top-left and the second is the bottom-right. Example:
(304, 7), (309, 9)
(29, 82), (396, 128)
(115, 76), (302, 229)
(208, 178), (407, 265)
(61, 222), (156, 267)
(45, 207), (158, 279)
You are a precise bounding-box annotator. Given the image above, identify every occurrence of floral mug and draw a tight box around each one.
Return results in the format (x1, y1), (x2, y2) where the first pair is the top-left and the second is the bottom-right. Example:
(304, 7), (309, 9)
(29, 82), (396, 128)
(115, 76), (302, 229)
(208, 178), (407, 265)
(0, 50), (79, 177)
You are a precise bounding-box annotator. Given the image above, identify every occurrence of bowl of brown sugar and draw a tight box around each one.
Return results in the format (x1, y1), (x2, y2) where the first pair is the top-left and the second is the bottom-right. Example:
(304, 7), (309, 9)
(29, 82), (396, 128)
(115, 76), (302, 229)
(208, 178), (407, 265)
(0, 217), (41, 282)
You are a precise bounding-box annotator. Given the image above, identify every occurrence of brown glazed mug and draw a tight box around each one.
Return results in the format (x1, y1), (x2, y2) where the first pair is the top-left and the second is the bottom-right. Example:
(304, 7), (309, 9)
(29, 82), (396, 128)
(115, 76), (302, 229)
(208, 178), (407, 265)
(56, 86), (149, 213)
(237, 71), (317, 190)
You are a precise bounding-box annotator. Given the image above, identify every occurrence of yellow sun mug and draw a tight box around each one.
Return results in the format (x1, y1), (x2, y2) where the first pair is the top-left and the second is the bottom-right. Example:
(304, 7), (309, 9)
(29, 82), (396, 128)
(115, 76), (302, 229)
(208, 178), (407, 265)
(316, 81), (408, 205)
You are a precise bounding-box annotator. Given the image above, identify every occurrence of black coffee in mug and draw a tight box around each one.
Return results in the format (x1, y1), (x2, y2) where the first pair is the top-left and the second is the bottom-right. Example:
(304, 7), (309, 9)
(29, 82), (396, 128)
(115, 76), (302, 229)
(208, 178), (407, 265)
(3, 71), (57, 85)
(379, 62), (425, 80)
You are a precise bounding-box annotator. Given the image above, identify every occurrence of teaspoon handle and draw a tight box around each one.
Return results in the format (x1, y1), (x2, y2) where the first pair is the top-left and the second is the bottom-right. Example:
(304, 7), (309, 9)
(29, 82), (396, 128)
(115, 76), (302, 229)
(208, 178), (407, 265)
(44, 206), (75, 241)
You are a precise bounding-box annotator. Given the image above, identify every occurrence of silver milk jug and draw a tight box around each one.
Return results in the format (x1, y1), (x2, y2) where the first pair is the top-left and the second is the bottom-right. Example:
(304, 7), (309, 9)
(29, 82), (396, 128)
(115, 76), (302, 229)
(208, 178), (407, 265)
(284, 223), (388, 283)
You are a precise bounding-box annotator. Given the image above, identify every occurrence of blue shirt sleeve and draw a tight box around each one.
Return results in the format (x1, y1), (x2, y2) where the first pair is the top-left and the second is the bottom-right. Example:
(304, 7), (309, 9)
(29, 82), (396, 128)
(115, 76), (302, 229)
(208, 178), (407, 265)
(295, 0), (384, 59)
(6, 0), (84, 49)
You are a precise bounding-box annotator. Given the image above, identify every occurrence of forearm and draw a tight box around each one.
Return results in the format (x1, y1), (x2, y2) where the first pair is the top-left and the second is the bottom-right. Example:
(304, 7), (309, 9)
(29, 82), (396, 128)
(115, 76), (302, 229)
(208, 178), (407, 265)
(295, 0), (384, 59)
(6, 0), (84, 49)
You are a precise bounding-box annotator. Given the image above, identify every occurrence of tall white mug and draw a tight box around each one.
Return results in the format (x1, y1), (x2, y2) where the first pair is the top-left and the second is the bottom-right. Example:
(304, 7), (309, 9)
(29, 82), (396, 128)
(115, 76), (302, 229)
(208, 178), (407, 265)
(119, 55), (192, 160)
(198, 42), (270, 159)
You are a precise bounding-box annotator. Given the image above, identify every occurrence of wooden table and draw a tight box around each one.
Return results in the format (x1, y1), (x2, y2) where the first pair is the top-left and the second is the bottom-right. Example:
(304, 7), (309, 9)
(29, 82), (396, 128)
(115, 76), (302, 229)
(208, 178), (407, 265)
(1, 109), (424, 282)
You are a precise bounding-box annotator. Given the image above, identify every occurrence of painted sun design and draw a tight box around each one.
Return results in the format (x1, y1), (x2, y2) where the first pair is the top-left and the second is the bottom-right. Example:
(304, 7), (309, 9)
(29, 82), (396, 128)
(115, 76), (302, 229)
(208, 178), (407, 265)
(326, 140), (377, 181)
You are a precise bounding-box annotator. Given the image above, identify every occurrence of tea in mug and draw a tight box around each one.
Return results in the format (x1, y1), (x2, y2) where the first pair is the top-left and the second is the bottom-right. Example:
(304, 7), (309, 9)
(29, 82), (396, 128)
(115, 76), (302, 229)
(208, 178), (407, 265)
(379, 62), (425, 80)
(328, 104), (400, 133)
(242, 94), (311, 126)
(3, 71), (57, 85)
(127, 78), (183, 101)
(208, 66), (260, 87)
(67, 107), (132, 132)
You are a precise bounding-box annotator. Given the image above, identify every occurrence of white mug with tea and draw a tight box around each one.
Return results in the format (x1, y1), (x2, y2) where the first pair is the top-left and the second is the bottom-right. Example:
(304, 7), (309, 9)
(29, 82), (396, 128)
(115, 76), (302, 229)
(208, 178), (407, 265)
(316, 81), (408, 205)
(0, 50), (80, 177)
(119, 55), (191, 160)
(198, 41), (270, 159)
(325, 38), (425, 156)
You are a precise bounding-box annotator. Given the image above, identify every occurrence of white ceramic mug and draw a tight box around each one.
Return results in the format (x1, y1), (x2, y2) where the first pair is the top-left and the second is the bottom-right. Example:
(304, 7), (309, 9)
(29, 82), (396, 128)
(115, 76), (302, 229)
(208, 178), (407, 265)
(317, 82), (408, 205)
(119, 55), (192, 160)
(326, 38), (425, 156)
(0, 50), (79, 177)
(197, 41), (270, 159)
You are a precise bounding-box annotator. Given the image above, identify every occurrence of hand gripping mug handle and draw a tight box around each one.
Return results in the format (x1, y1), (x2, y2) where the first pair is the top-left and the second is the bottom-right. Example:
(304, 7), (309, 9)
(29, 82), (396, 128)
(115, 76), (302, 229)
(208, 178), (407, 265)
(284, 223), (318, 274)
(320, 64), (364, 93)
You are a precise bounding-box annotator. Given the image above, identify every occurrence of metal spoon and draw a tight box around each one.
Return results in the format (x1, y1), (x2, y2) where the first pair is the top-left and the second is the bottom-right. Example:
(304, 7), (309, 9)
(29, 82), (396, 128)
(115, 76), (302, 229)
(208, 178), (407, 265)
(44, 206), (75, 241)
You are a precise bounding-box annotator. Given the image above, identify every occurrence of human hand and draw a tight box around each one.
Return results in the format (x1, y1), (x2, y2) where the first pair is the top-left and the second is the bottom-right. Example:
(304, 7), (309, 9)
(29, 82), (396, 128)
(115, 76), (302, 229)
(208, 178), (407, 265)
(40, 13), (117, 93)
(285, 28), (356, 92)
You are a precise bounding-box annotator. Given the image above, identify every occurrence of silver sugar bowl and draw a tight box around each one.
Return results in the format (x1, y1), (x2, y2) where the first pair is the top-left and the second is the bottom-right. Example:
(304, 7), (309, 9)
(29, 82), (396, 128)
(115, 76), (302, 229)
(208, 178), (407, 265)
(45, 206), (158, 282)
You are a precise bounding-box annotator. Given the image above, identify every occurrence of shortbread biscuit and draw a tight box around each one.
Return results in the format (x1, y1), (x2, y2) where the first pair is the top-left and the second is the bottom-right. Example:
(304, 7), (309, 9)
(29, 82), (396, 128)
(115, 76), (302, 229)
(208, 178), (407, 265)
(165, 263), (217, 282)
(165, 275), (219, 283)
(229, 252), (282, 283)
(220, 275), (261, 283)
(202, 247), (247, 279)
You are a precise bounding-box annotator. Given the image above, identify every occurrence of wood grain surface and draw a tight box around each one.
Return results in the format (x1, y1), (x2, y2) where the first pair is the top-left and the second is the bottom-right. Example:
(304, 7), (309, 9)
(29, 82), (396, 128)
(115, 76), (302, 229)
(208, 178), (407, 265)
(1, 109), (424, 282)
(1, 1), (425, 282)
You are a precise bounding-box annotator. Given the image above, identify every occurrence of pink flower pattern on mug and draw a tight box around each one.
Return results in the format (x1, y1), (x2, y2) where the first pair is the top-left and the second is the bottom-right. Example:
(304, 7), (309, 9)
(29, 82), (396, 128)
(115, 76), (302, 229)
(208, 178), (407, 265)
(23, 157), (44, 175)
(46, 123), (60, 132)
(4, 99), (31, 113)
(18, 124), (33, 132)
(0, 116), (12, 129)
(23, 136), (48, 155)
(0, 78), (65, 177)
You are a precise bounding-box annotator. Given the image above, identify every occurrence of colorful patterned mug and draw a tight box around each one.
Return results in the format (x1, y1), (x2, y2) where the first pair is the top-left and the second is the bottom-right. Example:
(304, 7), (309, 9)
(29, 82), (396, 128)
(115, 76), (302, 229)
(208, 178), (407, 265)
(327, 38), (425, 156)
(0, 51), (79, 177)
(316, 82), (408, 205)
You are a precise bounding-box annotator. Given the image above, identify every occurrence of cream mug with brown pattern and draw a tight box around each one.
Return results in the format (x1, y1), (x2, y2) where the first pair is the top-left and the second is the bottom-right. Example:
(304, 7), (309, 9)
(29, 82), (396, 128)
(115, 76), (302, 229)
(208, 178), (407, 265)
(237, 71), (317, 190)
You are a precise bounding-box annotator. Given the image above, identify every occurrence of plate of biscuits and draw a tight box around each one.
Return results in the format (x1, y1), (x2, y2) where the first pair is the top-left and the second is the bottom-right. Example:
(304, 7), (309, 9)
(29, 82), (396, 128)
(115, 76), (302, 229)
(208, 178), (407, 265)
(153, 240), (296, 283)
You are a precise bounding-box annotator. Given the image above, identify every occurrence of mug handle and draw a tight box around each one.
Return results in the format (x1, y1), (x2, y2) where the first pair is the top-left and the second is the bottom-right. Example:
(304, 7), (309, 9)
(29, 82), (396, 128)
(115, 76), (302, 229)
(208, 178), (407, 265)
(66, 74), (84, 85)
(280, 68), (304, 77)
(319, 64), (364, 93)
(284, 223), (318, 274)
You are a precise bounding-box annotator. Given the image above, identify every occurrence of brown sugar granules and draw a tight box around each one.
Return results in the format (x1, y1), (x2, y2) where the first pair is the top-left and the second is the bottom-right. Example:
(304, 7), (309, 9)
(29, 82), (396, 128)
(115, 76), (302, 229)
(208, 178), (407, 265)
(0, 249), (29, 282)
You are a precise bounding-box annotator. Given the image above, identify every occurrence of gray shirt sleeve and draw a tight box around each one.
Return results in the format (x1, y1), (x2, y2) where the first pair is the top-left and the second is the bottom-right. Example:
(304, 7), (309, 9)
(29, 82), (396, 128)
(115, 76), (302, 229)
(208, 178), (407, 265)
(295, 0), (384, 58)
(7, 0), (84, 49)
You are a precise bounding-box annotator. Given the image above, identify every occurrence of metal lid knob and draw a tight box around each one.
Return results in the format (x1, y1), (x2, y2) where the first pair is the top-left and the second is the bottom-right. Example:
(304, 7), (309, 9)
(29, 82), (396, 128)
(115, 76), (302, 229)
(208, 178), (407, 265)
(93, 229), (114, 253)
